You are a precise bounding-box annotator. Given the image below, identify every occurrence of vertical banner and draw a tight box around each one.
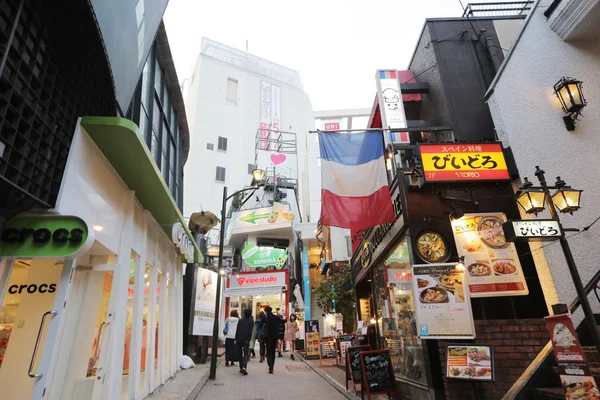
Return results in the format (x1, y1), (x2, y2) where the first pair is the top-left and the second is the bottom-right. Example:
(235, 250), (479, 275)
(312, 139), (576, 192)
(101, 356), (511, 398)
(375, 70), (408, 144)
(412, 263), (475, 339)
(303, 243), (311, 320)
(545, 314), (599, 398)
(451, 213), (528, 297)
(270, 84), (281, 151)
(260, 81), (271, 150)
(192, 269), (218, 336)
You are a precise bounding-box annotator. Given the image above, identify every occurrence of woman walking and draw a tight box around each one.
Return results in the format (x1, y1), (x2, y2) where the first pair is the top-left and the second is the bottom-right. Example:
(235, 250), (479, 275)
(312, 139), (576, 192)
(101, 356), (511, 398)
(284, 314), (299, 360)
(223, 310), (239, 367)
(235, 309), (254, 375)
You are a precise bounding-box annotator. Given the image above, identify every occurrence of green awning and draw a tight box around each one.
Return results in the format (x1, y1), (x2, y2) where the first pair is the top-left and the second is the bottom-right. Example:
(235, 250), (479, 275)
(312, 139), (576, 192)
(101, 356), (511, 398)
(80, 116), (203, 264)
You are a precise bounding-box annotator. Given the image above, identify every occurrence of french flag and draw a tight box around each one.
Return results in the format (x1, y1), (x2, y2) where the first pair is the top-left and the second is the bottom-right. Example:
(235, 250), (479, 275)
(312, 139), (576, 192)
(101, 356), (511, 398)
(319, 131), (396, 230)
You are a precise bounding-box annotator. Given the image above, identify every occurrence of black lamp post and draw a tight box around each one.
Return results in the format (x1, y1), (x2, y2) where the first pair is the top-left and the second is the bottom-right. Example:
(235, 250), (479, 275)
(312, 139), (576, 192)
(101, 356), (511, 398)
(516, 166), (600, 351)
(209, 168), (265, 380)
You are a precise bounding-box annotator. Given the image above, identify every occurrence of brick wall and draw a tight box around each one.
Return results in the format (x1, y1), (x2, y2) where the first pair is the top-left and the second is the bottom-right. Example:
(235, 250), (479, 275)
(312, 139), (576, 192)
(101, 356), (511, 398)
(438, 319), (550, 400)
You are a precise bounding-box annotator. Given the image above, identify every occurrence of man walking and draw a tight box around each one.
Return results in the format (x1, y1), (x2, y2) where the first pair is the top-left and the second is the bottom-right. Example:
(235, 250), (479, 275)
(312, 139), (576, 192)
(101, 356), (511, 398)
(265, 306), (285, 374)
(235, 309), (254, 375)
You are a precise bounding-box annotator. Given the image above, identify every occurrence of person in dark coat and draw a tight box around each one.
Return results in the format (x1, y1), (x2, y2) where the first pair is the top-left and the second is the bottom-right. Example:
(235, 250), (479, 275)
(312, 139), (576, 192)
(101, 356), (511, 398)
(264, 306), (285, 374)
(235, 308), (254, 375)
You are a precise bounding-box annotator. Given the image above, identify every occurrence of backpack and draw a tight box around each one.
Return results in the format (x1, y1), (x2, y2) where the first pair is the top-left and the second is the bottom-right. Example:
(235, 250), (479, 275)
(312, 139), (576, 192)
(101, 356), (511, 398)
(259, 319), (269, 340)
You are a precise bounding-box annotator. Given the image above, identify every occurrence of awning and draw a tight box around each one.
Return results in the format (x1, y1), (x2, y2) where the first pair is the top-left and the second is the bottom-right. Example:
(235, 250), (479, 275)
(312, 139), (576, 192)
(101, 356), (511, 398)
(223, 286), (283, 298)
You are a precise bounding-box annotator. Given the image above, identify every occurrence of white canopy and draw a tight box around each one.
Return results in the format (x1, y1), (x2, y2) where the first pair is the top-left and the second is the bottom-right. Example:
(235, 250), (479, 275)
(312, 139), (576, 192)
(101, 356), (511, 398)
(223, 286), (283, 298)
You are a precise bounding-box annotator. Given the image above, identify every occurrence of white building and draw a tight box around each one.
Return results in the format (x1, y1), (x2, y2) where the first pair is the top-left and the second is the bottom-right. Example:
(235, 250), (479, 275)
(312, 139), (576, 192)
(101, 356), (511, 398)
(184, 38), (316, 229)
(485, 0), (600, 315)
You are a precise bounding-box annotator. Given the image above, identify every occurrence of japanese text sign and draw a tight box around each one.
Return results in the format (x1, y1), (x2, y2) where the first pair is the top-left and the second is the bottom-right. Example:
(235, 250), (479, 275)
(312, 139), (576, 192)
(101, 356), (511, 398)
(545, 314), (586, 364)
(503, 220), (563, 242)
(419, 143), (509, 182)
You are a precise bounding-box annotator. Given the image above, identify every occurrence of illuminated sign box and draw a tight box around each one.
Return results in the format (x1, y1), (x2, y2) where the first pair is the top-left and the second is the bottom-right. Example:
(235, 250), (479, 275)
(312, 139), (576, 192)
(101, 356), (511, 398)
(419, 143), (510, 182)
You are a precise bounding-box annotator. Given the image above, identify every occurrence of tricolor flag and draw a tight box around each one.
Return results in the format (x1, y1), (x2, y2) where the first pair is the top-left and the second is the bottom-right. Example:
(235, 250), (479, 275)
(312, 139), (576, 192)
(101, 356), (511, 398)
(319, 131), (396, 230)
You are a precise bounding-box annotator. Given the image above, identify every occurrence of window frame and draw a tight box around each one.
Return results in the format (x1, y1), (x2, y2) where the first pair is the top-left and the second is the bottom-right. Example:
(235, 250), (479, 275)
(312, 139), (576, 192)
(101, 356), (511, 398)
(217, 136), (228, 152)
(226, 77), (238, 104)
(216, 166), (226, 182)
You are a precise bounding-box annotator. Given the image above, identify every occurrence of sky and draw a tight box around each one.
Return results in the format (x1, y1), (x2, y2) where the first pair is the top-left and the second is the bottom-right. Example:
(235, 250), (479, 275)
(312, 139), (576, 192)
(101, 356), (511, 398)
(163, 0), (481, 111)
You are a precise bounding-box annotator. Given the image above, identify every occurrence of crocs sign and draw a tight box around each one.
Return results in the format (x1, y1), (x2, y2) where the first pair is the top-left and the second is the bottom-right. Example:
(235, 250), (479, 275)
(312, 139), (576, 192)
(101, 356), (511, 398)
(171, 222), (194, 263)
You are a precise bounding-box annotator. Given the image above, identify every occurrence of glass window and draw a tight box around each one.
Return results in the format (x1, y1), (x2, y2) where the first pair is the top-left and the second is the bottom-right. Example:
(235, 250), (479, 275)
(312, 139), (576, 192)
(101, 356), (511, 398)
(161, 122), (169, 153)
(372, 237), (428, 385)
(154, 60), (163, 101)
(162, 154), (169, 183)
(247, 163), (256, 174)
(151, 132), (160, 165)
(164, 93), (171, 125)
(152, 97), (161, 133)
(139, 263), (152, 396)
(154, 271), (163, 383)
(140, 105), (150, 145)
(207, 143), (214, 150)
(122, 252), (138, 377)
(226, 78), (237, 104)
(141, 59), (151, 112)
(218, 136), (227, 151)
(216, 166), (225, 182)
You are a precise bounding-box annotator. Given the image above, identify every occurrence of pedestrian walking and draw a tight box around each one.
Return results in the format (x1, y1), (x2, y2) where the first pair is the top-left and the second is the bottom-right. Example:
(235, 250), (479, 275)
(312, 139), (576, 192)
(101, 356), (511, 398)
(284, 314), (299, 360)
(276, 307), (285, 357)
(256, 311), (267, 363)
(264, 306), (285, 374)
(235, 308), (254, 375)
(251, 311), (264, 360)
(223, 310), (239, 367)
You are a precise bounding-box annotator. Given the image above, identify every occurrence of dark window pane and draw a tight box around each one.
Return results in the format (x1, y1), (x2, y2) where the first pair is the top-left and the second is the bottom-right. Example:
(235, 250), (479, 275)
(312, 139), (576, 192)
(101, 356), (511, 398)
(154, 60), (163, 100)
(218, 136), (227, 151)
(152, 97), (161, 132)
(162, 122), (169, 151)
(216, 166), (225, 182)
(248, 163), (256, 174)
(162, 155), (169, 182)
(151, 132), (160, 164)
(207, 143), (214, 150)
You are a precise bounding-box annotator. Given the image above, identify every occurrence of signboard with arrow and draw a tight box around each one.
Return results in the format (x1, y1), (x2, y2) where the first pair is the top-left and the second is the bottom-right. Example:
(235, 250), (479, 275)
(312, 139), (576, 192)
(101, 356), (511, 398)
(230, 203), (295, 236)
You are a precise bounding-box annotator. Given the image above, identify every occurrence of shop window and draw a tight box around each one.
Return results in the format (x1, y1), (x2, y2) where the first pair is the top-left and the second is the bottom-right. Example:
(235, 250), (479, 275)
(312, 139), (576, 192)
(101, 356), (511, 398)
(216, 166), (226, 182)
(226, 78), (238, 104)
(139, 263), (152, 396)
(218, 136), (228, 151)
(372, 237), (428, 385)
(122, 251), (138, 379)
(153, 271), (162, 384)
(207, 143), (214, 150)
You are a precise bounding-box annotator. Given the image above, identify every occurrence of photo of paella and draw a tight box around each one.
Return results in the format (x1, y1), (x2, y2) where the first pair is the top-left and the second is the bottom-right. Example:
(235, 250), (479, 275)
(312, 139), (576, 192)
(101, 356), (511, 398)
(477, 216), (508, 249)
(416, 230), (450, 263)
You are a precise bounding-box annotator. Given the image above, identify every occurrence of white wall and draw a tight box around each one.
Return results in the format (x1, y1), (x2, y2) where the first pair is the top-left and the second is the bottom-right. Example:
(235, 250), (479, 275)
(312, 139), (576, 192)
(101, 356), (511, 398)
(184, 49), (315, 235)
(487, 0), (600, 314)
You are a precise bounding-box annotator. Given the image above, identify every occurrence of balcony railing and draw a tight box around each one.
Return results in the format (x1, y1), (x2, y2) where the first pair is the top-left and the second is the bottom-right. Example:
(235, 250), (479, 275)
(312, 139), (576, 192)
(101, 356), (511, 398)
(462, 1), (534, 18)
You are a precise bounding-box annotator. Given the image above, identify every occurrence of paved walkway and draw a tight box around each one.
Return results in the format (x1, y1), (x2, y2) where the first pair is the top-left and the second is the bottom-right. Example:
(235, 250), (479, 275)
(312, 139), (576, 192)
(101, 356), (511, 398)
(195, 352), (349, 400)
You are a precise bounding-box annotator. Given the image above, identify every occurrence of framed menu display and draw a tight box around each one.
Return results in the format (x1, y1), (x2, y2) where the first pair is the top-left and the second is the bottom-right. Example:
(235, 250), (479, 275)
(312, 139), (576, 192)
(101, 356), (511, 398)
(304, 320), (320, 359)
(451, 213), (528, 298)
(412, 263), (475, 339)
(446, 345), (495, 381)
(320, 336), (337, 359)
(337, 335), (356, 364)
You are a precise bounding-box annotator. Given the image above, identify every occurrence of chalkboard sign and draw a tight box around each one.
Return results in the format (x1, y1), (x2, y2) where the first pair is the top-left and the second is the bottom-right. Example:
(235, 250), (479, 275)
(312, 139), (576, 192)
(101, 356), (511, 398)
(320, 336), (337, 358)
(360, 349), (397, 396)
(346, 345), (371, 384)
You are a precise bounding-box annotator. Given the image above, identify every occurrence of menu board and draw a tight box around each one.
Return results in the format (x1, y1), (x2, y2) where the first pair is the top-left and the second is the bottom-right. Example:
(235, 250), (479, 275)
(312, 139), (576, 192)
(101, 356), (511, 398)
(360, 349), (397, 395)
(320, 336), (337, 358)
(412, 263), (475, 339)
(446, 345), (494, 380)
(357, 321), (368, 335)
(347, 345), (371, 383)
(545, 314), (600, 399)
(451, 213), (529, 298)
(304, 320), (320, 358)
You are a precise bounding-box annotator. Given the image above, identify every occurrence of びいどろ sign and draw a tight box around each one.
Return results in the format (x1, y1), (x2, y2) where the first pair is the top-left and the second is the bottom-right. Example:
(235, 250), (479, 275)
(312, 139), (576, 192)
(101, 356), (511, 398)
(503, 219), (563, 242)
(171, 222), (194, 263)
(419, 143), (509, 182)
(0, 215), (93, 259)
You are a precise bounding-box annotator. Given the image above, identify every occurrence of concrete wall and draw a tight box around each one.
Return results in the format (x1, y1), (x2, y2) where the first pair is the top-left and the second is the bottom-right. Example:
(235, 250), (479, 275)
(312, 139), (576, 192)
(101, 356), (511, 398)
(487, 0), (600, 316)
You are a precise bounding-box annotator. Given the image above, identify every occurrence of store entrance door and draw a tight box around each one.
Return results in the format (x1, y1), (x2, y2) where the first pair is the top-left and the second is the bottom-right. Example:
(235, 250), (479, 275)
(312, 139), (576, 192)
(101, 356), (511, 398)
(0, 259), (71, 400)
(50, 263), (119, 400)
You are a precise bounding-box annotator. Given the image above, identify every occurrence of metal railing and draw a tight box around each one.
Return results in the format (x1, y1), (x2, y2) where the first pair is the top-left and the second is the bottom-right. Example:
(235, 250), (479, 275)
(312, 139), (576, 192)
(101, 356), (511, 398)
(462, 1), (534, 18)
(503, 268), (600, 399)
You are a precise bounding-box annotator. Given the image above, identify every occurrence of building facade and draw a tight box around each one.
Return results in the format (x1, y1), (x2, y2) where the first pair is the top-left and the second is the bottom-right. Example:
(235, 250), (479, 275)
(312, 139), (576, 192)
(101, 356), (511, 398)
(0, 1), (196, 398)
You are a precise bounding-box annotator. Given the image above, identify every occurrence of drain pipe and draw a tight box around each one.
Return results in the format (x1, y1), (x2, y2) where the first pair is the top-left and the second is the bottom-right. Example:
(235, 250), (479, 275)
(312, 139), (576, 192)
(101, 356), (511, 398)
(485, 35), (503, 72)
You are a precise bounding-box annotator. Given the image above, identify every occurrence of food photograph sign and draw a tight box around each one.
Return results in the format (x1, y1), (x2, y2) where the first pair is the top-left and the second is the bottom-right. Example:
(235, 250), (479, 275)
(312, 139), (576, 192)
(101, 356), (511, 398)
(446, 345), (494, 381)
(411, 263), (475, 339)
(451, 213), (529, 298)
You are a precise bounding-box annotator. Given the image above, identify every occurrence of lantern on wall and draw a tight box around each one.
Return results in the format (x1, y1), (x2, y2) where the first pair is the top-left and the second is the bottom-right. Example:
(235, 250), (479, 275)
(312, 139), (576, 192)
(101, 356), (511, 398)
(551, 177), (583, 215)
(554, 77), (587, 131)
(516, 177), (547, 215)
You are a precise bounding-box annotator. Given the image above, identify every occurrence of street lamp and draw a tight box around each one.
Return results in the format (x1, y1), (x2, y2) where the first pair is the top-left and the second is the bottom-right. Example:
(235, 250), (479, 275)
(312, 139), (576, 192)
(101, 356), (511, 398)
(209, 169), (265, 380)
(516, 166), (600, 351)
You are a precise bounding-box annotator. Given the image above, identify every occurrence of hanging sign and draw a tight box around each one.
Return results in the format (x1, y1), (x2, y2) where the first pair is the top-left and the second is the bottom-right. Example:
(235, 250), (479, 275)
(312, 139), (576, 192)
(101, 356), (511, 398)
(412, 263), (475, 339)
(503, 219), (563, 242)
(446, 345), (495, 380)
(376, 69), (408, 144)
(451, 213), (529, 298)
(241, 243), (288, 269)
(0, 215), (93, 259)
(545, 314), (600, 399)
(171, 222), (195, 263)
(419, 143), (509, 182)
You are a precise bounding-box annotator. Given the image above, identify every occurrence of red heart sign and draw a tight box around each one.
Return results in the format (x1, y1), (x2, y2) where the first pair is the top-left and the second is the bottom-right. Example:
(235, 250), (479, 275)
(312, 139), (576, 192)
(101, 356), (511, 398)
(237, 277), (246, 286)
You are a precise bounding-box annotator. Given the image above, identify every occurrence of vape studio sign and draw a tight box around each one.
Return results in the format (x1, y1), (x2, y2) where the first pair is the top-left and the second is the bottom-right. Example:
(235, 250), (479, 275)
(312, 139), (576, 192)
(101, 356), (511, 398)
(0, 215), (93, 259)
(228, 271), (286, 289)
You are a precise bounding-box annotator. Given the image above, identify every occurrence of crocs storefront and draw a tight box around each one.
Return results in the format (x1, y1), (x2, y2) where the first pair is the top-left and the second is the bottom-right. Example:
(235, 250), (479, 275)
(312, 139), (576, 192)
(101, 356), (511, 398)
(0, 117), (202, 400)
